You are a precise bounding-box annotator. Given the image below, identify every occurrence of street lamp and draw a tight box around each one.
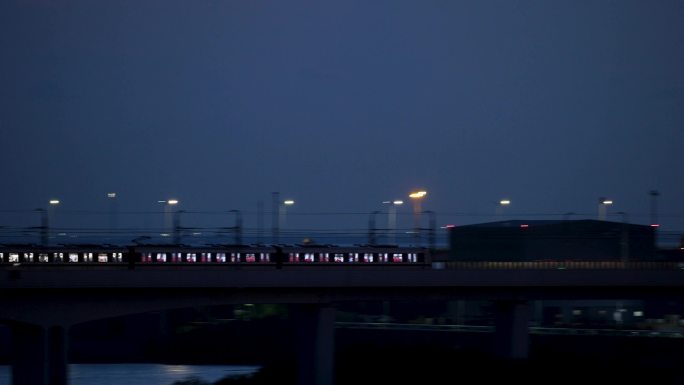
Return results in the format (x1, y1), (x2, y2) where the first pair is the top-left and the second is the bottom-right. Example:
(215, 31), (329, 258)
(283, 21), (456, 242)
(598, 197), (612, 221)
(409, 190), (427, 245)
(159, 199), (179, 239)
(280, 200), (295, 242)
(617, 211), (630, 263)
(649, 190), (660, 227)
(228, 209), (243, 245)
(367, 210), (381, 245)
(34, 208), (48, 247)
(47, 199), (60, 242)
(382, 200), (403, 245)
(496, 199), (511, 219)
(107, 192), (118, 238)
(173, 209), (185, 245)
(272, 192), (295, 244)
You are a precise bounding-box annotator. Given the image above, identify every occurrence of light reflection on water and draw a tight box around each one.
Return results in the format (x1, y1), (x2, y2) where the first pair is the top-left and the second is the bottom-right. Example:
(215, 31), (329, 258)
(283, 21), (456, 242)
(0, 363), (260, 385)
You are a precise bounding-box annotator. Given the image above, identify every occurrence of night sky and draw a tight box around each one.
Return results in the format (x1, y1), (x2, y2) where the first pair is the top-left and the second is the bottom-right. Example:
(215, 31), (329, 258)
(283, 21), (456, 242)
(1, 1), (683, 244)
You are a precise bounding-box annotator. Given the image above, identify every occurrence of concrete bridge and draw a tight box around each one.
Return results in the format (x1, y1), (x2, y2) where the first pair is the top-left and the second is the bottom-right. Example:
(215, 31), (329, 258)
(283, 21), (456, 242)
(3, 264), (684, 385)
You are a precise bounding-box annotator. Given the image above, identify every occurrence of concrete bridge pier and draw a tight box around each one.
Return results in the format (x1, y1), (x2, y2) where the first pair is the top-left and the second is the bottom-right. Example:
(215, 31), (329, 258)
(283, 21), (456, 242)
(493, 300), (530, 360)
(11, 323), (68, 385)
(294, 304), (336, 385)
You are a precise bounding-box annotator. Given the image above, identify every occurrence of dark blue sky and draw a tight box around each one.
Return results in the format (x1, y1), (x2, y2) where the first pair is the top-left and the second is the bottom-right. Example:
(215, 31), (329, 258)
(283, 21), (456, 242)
(1, 1), (683, 243)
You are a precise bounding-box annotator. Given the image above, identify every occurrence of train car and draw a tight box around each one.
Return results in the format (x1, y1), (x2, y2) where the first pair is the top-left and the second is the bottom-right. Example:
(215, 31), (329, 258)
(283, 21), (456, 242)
(0, 244), (127, 265)
(0, 244), (431, 267)
(131, 244), (430, 266)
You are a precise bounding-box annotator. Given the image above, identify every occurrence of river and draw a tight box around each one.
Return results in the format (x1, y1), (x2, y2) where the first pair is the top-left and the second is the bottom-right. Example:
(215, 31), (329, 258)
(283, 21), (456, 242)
(0, 363), (260, 385)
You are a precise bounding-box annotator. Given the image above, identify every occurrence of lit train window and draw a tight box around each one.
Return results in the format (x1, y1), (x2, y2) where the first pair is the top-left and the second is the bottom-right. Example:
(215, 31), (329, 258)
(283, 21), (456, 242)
(0, 253), (3, 263)
(24, 253), (34, 262)
(69, 253), (79, 263)
(201, 253), (211, 263)
(155, 253), (166, 262)
(230, 253), (238, 262)
(380, 253), (388, 263)
(260, 253), (269, 262)
(53, 253), (64, 262)
(320, 253), (329, 262)
(39, 254), (49, 263)
(83, 253), (93, 262)
(334, 254), (344, 263)
(9, 253), (19, 263)
(187, 253), (196, 263)
(363, 253), (373, 263)
(304, 253), (314, 262)
(245, 253), (256, 263)
(116, 253), (123, 262)
(141, 253), (152, 263)
(393, 253), (403, 263)
(98, 254), (108, 263)
(216, 253), (226, 263)
(347, 253), (358, 263)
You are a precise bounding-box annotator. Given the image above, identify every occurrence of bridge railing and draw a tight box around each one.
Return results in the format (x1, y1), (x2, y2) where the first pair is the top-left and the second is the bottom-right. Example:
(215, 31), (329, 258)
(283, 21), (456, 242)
(443, 261), (684, 270)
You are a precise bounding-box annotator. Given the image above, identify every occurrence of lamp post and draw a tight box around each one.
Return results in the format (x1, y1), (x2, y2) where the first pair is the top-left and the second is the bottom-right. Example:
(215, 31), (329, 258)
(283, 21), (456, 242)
(617, 211), (629, 263)
(228, 209), (243, 245)
(173, 209), (184, 245)
(35, 208), (48, 247)
(598, 197), (612, 221)
(272, 192), (294, 244)
(107, 192), (117, 239)
(382, 200), (403, 245)
(368, 210), (381, 245)
(48, 199), (59, 243)
(280, 199), (295, 243)
(649, 190), (660, 227)
(158, 199), (179, 241)
(423, 210), (436, 250)
(496, 199), (511, 219)
(409, 190), (427, 246)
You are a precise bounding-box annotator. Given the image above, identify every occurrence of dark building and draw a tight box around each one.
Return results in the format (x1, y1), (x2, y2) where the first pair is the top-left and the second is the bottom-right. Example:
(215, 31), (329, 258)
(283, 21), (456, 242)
(449, 219), (656, 261)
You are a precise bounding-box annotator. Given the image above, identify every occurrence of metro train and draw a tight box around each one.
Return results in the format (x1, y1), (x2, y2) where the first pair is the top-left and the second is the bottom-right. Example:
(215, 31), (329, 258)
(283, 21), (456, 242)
(0, 244), (430, 266)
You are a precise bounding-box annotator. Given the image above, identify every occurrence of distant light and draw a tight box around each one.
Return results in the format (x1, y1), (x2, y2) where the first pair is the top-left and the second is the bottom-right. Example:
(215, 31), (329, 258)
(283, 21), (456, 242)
(167, 199), (179, 205)
(445, 224), (456, 228)
(157, 200), (167, 203)
(499, 200), (511, 205)
(107, 192), (117, 198)
(601, 199), (613, 205)
(160, 233), (170, 237)
(192, 232), (202, 236)
(520, 224), (529, 228)
(283, 200), (295, 205)
(393, 200), (404, 205)
(49, 200), (60, 205)
(650, 224), (660, 228)
(409, 191), (427, 199)
(634, 311), (644, 317)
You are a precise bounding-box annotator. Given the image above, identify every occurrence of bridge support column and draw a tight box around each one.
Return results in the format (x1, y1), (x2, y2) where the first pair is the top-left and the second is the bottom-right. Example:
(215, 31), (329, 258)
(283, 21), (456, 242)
(493, 300), (529, 360)
(11, 324), (68, 385)
(295, 304), (336, 385)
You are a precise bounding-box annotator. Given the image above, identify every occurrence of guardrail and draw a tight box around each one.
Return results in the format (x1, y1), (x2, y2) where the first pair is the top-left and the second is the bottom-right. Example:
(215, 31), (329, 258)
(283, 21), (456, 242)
(336, 322), (684, 338)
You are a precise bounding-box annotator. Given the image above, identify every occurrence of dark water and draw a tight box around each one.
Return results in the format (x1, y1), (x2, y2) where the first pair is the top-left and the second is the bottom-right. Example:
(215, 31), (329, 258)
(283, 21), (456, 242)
(0, 364), (259, 385)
